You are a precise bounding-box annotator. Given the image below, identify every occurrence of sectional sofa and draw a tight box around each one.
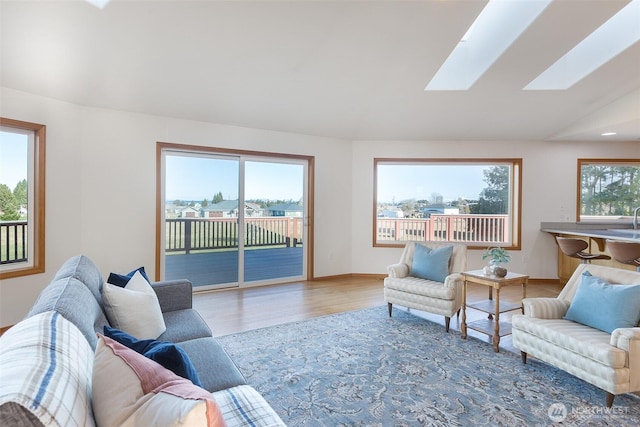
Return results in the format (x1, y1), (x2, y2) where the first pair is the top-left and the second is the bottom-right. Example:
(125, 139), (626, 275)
(0, 255), (285, 426)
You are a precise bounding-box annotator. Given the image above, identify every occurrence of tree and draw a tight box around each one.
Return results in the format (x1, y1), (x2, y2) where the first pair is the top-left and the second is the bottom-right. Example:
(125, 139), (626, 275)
(13, 179), (28, 207)
(202, 198), (209, 207)
(0, 184), (20, 220)
(212, 192), (224, 203)
(472, 166), (509, 214)
(0, 199), (20, 221)
(581, 165), (639, 216)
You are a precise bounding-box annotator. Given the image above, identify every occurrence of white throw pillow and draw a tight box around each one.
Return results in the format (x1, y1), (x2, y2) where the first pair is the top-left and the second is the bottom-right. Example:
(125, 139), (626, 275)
(92, 335), (226, 427)
(102, 270), (166, 339)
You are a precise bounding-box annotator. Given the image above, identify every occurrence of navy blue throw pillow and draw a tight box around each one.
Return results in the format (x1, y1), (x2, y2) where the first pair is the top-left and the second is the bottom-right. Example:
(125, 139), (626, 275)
(107, 266), (151, 287)
(103, 326), (202, 387)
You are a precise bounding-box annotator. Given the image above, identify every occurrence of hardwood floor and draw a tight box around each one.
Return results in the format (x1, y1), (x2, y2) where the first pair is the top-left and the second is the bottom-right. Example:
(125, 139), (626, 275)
(193, 276), (387, 336)
(193, 276), (563, 353)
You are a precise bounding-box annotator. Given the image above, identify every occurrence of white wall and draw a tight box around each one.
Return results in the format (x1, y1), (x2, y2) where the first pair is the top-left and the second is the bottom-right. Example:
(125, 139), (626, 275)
(350, 139), (640, 276)
(1, 87), (638, 327)
(0, 88), (353, 326)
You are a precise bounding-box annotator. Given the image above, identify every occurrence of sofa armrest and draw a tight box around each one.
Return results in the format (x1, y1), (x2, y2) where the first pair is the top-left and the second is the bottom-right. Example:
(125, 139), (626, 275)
(151, 279), (193, 312)
(443, 272), (463, 288)
(610, 327), (640, 391)
(387, 263), (409, 278)
(522, 298), (570, 319)
(610, 327), (640, 350)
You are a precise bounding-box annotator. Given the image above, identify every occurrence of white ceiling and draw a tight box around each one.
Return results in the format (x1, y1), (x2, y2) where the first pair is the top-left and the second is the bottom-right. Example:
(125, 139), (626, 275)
(1, 0), (639, 142)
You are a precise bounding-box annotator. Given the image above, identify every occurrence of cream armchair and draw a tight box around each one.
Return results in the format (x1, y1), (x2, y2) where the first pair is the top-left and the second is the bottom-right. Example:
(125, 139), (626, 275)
(384, 241), (467, 332)
(512, 264), (640, 407)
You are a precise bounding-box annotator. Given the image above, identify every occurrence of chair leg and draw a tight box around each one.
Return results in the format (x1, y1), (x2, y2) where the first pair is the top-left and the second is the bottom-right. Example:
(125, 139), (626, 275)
(387, 303), (392, 317)
(605, 392), (615, 408)
(521, 351), (527, 364)
(445, 316), (451, 332)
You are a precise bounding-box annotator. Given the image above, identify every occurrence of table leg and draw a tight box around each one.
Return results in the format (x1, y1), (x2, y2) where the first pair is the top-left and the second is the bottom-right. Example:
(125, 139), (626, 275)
(461, 280), (467, 339)
(487, 286), (494, 319)
(493, 286), (501, 352)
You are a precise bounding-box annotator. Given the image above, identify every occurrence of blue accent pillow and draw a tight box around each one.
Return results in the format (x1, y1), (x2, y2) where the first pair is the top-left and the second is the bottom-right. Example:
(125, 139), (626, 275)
(410, 244), (453, 282)
(108, 267), (151, 287)
(564, 272), (640, 333)
(103, 326), (203, 387)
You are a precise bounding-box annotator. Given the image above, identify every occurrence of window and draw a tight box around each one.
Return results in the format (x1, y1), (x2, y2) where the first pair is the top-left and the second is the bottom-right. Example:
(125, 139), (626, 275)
(0, 118), (46, 279)
(578, 159), (640, 222)
(374, 158), (521, 248)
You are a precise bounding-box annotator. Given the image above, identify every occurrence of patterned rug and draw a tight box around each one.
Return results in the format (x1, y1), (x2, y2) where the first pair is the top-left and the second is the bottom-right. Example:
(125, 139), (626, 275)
(217, 306), (640, 426)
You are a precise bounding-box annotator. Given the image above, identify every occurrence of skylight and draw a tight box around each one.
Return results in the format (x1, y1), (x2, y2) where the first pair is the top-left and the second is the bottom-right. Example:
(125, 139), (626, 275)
(425, 0), (552, 91)
(525, 0), (640, 90)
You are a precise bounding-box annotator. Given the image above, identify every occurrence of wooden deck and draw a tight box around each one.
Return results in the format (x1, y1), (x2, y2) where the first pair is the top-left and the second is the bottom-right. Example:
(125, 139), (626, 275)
(164, 246), (304, 287)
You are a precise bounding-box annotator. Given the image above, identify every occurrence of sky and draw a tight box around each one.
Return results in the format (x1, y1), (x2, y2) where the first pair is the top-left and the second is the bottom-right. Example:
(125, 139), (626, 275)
(2, 140), (490, 204)
(165, 154), (304, 202)
(0, 131), (28, 190)
(376, 164), (489, 203)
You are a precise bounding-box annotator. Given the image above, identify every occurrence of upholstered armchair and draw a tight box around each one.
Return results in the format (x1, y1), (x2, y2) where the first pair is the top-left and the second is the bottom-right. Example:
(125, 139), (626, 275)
(512, 264), (640, 407)
(384, 241), (467, 332)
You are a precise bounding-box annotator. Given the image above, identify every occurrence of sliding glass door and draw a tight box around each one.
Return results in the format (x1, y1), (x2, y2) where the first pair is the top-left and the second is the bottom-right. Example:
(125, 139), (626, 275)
(160, 146), (308, 290)
(243, 160), (305, 283)
(163, 152), (240, 288)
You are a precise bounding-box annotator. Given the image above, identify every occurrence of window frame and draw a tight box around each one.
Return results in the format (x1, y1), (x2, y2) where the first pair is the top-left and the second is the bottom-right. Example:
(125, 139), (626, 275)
(577, 158), (640, 223)
(373, 158), (522, 249)
(0, 118), (46, 279)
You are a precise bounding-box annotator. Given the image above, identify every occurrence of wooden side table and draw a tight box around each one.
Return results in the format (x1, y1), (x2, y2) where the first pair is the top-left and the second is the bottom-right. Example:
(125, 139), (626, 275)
(460, 270), (529, 352)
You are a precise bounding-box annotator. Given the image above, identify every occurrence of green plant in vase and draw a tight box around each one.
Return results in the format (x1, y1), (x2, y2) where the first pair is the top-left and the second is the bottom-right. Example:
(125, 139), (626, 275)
(482, 247), (511, 277)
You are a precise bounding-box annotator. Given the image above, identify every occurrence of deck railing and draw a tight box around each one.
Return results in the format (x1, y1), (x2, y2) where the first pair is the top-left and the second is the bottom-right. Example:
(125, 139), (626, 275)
(166, 217), (304, 253)
(0, 221), (28, 264)
(376, 214), (509, 244)
(2, 215), (505, 263)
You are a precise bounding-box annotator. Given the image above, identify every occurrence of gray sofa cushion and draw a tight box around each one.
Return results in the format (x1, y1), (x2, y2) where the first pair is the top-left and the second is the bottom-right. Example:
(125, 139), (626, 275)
(152, 279), (193, 312)
(158, 309), (212, 343)
(27, 277), (108, 349)
(52, 255), (105, 305)
(179, 337), (247, 392)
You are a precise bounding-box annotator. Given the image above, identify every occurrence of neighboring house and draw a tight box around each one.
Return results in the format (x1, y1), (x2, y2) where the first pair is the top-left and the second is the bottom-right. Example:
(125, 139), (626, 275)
(179, 206), (200, 218)
(266, 203), (303, 218)
(202, 200), (265, 218)
(378, 209), (404, 219)
(422, 207), (444, 218)
(165, 203), (181, 219)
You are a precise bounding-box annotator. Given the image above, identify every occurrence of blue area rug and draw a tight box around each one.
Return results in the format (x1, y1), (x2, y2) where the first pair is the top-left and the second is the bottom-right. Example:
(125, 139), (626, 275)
(217, 306), (640, 426)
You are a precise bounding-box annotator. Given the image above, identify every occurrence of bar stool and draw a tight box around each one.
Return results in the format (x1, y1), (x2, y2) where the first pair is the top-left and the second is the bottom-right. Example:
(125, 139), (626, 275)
(606, 240), (640, 272)
(555, 236), (611, 264)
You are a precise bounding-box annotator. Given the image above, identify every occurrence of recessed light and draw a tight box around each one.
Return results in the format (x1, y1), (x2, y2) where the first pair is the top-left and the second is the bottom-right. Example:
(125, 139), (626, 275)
(601, 132), (617, 136)
(85, 0), (111, 9)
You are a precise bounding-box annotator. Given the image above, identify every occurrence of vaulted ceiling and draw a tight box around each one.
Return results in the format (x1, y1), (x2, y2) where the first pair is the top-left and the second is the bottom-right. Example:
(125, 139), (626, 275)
(1, 0), (639, 142)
